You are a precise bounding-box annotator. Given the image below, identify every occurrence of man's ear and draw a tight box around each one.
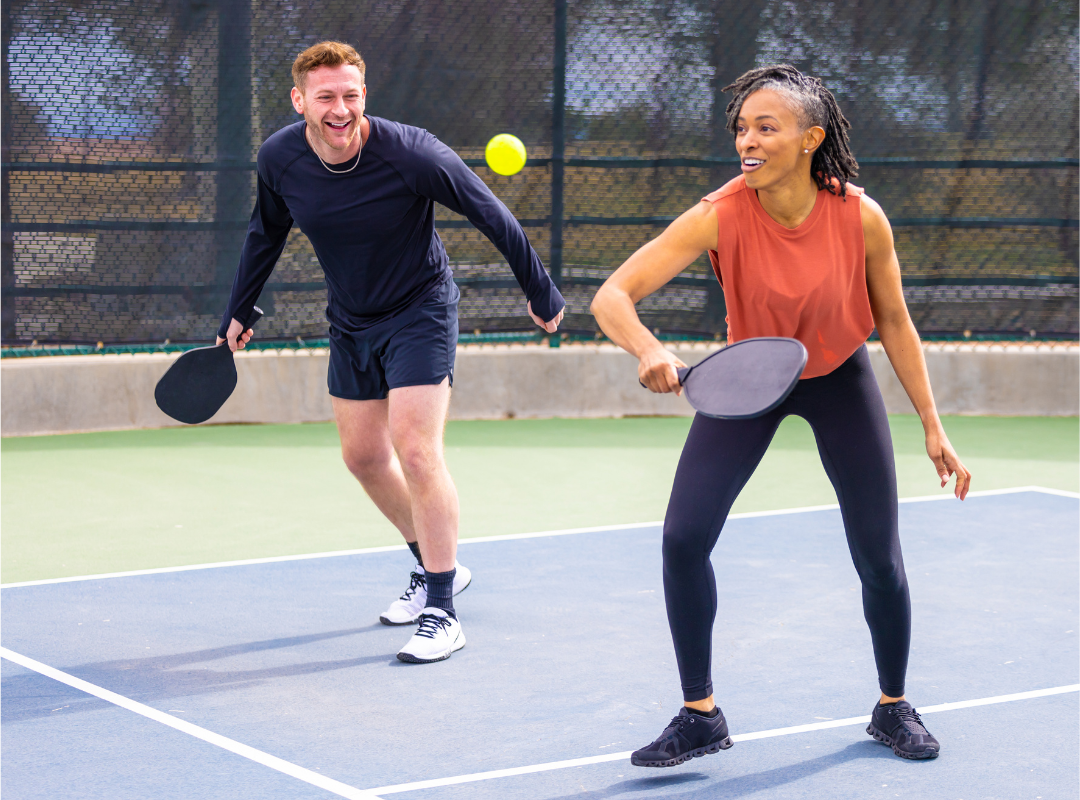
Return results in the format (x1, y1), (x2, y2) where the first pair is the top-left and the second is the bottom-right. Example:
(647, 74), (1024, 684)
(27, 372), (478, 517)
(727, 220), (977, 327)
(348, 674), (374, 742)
(290, 86), (304, 114)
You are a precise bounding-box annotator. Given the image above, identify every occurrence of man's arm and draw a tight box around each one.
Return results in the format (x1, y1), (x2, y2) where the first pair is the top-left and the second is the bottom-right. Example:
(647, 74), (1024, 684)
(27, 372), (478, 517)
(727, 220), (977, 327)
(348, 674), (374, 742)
(862, 193), (971, 499)
(410, 134), (564, 327)
(216, 170), (294, 350)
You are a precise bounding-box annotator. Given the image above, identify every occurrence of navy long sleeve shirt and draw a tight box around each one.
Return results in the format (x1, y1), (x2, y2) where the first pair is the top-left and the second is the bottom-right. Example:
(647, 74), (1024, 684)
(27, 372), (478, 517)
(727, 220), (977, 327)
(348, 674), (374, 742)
(218, 116), (564, 338)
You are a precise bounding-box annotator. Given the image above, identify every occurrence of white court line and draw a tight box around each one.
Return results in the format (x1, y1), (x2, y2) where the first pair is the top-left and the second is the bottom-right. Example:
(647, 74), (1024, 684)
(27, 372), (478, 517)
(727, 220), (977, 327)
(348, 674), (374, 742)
(4, 641), (1075, 799)
(2, 485), (1073, 589)
(0, 647), (382, 800)
(367, 684), (1080, 795)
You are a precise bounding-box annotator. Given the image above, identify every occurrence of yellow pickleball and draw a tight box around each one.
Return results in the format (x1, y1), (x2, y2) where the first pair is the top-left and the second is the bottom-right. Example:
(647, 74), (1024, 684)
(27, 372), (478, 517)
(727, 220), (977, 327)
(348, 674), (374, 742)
(485, 133), (527, 176)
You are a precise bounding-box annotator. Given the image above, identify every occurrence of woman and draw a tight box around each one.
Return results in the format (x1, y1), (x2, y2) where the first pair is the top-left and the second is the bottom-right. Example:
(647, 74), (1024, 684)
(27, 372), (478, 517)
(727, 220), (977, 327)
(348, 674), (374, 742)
(591, 65), (971, 766)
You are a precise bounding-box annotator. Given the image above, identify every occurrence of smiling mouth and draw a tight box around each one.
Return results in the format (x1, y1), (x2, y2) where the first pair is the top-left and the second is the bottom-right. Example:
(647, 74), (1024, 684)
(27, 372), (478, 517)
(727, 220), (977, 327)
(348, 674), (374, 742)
(742, 157), (765, 169)
(325, 120), (351, 131)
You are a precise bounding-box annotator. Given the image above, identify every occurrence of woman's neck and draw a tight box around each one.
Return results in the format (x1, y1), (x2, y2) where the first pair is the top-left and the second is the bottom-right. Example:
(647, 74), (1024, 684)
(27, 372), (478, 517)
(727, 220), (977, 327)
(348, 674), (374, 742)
(755, 172), (819, 229)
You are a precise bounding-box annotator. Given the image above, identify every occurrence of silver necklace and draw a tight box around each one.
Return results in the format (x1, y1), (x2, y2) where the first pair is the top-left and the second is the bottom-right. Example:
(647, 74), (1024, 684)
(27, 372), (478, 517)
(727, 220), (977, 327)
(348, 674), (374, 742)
(307, 126), (363, 174)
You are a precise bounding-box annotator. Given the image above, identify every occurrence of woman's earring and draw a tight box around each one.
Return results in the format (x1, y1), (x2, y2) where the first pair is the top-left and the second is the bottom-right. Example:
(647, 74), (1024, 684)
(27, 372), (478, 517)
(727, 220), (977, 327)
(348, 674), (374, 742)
(804, 149), (809, 153)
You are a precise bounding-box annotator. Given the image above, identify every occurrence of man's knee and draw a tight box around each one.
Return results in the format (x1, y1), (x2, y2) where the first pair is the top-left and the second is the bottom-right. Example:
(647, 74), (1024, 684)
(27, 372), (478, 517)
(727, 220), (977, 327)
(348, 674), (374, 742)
(394, 438), (444, 482)
(341, 442), (394, 480)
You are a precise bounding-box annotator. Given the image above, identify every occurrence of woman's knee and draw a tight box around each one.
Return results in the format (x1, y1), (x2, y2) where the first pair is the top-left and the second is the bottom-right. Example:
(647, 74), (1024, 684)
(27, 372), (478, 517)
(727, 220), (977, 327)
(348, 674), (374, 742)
(857, 554), (907, 594)
(662, 518), (711, 568)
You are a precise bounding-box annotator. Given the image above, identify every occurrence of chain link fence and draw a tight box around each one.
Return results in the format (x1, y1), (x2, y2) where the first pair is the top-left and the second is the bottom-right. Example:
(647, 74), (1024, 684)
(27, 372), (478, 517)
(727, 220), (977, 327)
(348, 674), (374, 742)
(2, 0), (1077, 346)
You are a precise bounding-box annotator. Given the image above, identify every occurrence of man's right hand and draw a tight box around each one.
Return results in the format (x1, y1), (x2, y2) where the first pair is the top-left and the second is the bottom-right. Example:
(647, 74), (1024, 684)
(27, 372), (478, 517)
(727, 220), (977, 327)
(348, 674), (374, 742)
(638, 345), (687, 395)
(527, 301), (564, 334)
(215, 318), (255, 352)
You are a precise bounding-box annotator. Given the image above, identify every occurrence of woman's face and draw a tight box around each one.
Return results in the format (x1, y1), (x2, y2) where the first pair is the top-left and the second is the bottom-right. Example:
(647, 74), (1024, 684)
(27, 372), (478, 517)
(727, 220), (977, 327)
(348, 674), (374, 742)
(735, 89), (814, 190)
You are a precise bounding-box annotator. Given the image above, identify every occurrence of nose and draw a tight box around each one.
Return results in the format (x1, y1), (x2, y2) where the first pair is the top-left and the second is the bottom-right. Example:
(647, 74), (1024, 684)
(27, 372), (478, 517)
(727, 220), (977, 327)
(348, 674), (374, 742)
(332, 95), (348, 118)
(738, 131), (758, 154)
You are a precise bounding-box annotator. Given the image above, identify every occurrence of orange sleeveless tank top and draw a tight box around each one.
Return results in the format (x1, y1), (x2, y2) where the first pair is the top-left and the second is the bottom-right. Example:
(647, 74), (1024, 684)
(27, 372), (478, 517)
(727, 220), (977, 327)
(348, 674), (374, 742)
(703, 175), (874, 379)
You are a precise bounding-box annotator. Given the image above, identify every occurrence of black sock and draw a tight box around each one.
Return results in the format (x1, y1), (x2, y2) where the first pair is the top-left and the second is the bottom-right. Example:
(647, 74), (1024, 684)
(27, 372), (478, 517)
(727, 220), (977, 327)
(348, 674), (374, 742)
(687, 706), (719, 718)
(424, 568), (456, 617)
(407, 541), (424, 568)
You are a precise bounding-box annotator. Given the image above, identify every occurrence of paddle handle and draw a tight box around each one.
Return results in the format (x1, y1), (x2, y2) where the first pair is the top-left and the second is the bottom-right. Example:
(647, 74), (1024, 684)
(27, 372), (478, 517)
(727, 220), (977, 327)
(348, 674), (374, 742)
(639, 365), (692, 389)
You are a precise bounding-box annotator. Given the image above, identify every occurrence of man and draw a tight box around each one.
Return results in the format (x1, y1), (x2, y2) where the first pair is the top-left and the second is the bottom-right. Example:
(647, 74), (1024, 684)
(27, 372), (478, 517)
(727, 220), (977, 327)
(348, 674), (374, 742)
(217, 41), (564, 664)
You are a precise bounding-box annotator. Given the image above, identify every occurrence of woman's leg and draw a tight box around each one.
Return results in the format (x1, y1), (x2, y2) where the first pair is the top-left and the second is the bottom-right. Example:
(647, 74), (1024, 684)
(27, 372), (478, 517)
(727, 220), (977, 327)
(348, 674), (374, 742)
(795, 347), (910, 698)
(663, 410), (783, 703)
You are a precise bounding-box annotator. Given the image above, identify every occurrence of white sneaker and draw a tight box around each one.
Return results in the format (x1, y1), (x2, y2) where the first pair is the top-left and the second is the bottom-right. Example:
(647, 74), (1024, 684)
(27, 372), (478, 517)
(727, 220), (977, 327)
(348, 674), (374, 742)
(396, 607), (466, 663)
(378, 561), (473, 626)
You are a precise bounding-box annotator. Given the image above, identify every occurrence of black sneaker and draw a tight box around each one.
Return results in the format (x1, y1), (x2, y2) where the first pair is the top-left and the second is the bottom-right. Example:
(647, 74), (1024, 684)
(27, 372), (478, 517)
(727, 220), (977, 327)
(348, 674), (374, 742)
(867, 700), (940, 759)
(630, 707), (734, 767)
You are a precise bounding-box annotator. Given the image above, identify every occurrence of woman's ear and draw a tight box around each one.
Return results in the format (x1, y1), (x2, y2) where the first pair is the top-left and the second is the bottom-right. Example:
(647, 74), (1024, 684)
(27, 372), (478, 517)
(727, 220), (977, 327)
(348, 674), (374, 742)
(803, 125), (826, 154)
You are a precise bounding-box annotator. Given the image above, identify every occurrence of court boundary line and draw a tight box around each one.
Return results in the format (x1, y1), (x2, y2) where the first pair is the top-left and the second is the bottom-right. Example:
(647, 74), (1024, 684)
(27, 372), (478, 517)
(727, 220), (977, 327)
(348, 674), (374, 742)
(3, 641), (1073, 800)
(0, 646), (382, 800)
(2, 485), (1074, 589)
(366, 684), (1080, 794)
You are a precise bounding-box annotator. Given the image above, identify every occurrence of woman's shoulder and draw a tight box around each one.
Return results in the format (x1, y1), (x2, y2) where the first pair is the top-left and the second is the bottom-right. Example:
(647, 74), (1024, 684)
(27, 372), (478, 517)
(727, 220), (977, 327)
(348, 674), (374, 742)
(702, 175), (750, 207)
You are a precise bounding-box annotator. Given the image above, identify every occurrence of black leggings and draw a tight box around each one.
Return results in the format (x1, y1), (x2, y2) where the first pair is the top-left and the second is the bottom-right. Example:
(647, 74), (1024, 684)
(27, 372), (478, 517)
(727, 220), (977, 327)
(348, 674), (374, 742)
(663, 345), (909, 702)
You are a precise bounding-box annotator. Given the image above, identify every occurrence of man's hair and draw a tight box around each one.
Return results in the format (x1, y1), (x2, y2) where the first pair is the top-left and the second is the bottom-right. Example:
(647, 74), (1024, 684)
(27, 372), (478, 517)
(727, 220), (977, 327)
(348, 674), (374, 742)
(723, 64), (858, 197)
(292, 41), (366, 92)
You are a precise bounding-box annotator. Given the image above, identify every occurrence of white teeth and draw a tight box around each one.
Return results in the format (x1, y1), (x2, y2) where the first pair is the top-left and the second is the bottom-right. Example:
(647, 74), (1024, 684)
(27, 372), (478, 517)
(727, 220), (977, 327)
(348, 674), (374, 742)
(743, 158), (763, 166)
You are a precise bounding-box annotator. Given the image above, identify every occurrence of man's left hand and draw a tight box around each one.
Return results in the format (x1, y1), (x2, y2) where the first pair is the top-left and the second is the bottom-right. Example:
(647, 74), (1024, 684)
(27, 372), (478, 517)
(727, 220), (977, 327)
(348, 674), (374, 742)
(527, 301), (564, 334)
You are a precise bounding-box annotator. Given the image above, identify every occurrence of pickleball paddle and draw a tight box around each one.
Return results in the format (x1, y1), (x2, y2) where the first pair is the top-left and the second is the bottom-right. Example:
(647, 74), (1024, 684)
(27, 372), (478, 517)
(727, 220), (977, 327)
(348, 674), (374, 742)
(646, 337), (807, 419)
(154, 307), (263, 424)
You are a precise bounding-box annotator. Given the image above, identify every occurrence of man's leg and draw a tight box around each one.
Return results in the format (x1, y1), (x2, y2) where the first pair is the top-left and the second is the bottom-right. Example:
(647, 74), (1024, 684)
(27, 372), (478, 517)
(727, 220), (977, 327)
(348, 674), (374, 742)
(332, 395), (416, 543)
(333, 391), (469, 628)
(386, 377), (466, 663)
(386, 377), (458, 574)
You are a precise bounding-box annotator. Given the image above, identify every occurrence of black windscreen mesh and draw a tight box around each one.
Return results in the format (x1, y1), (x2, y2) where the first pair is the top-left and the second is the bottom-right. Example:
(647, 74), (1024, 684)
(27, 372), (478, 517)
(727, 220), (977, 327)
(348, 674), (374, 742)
(2, 0), (1077, 344)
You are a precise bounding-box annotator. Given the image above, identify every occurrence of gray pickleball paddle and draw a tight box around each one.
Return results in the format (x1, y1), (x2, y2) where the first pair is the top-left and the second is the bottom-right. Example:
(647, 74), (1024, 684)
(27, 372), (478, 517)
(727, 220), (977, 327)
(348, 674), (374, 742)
(154, 307), (263, 424)
(647, 337), (808, 419)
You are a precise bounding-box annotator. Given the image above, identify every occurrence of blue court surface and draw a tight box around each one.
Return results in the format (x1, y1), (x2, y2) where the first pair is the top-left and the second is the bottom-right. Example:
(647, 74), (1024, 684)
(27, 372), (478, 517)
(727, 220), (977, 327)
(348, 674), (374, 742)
(3, 487), (1077, 800)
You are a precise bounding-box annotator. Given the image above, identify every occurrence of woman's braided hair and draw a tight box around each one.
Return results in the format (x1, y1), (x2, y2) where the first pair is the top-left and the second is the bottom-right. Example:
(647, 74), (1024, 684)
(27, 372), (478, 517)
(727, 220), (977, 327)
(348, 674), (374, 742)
(723, 64), (858, 197)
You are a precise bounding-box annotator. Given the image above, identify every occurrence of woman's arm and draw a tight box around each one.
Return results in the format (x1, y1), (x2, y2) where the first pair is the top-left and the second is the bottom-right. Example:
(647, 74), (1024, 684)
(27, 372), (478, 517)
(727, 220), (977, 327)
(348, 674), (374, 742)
(591, 201), (719, 394)
(862, 194), (972, 499)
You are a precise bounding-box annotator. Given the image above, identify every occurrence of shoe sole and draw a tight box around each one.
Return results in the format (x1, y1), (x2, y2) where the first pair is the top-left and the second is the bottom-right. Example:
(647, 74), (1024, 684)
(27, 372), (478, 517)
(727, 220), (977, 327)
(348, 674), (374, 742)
(379, 614), (417, 626)
(378, 573), (473, 626)
(396, 631), (466, 664)
(866, 723), (939, 759)
(630, 736), (734, 767)
(453, 574), (472, 596)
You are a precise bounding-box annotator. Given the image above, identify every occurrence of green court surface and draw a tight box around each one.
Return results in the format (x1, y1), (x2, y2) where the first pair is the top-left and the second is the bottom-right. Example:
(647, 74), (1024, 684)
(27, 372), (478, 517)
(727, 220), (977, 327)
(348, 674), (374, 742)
(2, 415), (1077, 584)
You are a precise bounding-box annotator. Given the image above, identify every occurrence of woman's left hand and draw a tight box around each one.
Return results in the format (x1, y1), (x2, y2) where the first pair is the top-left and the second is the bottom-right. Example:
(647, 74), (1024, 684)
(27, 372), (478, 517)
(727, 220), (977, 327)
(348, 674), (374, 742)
(925, 426), (971, 500)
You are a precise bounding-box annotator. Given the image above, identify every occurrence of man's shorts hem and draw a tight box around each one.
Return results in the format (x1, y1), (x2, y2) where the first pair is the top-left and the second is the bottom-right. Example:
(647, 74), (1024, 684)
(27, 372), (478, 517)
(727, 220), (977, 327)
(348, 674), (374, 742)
(328, 372), (452, 402)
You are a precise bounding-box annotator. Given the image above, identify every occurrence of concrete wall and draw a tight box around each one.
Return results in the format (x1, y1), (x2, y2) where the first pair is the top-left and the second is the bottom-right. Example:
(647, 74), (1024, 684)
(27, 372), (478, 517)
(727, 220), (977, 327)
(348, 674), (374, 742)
(2, 343), (1077, 436)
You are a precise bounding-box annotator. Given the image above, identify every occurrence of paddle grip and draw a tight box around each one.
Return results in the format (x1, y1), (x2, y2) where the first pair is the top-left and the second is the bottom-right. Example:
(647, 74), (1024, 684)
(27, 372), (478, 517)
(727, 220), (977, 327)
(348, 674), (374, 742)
(638, 365), (691, 389)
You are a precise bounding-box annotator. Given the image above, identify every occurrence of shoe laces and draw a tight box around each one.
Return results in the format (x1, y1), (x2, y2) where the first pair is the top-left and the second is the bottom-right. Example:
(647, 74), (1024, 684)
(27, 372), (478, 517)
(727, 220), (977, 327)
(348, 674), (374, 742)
(891, 705), (928, 735)
(661, 713), (696, 738)
(398, 571), (425, 601)
(414, 612), (453, 639)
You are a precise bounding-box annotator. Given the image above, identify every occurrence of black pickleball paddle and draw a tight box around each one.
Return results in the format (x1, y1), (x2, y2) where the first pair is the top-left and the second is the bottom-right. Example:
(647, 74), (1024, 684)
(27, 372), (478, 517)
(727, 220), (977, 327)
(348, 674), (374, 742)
(644, 337), (808, 419)
(154, 307), (263, 424)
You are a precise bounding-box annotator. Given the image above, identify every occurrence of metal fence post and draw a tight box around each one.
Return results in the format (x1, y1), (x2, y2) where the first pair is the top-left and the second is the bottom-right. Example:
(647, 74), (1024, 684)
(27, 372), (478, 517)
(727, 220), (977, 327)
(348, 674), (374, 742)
(1, 0), (14, 342)
(211, 0), (253, 317)
(549, 0), (566, 347)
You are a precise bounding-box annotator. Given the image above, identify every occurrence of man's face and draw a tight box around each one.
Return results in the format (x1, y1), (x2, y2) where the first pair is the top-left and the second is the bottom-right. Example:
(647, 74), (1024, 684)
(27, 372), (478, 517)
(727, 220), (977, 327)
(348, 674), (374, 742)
(290, 65), (366, 152)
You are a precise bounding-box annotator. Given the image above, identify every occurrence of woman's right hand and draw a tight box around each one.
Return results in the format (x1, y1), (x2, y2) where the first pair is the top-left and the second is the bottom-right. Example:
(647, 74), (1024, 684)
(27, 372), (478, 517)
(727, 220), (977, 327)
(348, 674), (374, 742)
(638, 346), (687, 395)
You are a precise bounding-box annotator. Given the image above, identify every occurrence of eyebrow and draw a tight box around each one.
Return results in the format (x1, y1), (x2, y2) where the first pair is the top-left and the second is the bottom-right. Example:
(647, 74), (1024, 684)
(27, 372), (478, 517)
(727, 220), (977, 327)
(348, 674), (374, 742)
(737, 114), (781, 123)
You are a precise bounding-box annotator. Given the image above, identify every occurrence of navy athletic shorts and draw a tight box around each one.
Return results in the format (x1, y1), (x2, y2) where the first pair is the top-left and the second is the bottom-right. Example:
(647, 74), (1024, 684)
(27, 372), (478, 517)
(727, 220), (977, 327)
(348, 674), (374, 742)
(327, 285), (459, 401)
